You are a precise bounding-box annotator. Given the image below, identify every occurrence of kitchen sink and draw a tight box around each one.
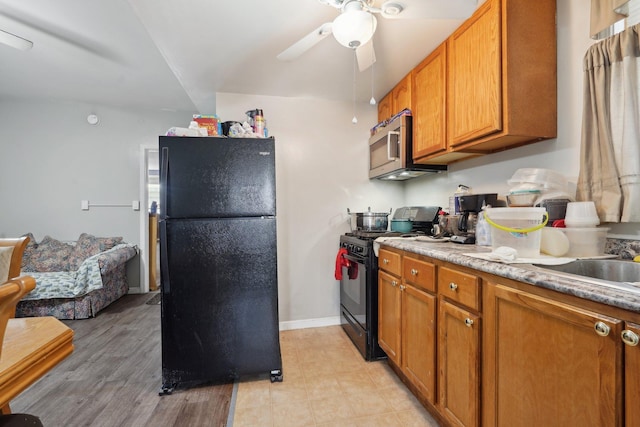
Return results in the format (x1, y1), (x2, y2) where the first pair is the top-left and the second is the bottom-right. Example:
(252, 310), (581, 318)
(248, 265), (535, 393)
(534, 259), (640, 287)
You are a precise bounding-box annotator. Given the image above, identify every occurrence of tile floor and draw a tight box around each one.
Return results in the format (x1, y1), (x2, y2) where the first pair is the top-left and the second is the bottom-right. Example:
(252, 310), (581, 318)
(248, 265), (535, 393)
(231, 326), (441, 427)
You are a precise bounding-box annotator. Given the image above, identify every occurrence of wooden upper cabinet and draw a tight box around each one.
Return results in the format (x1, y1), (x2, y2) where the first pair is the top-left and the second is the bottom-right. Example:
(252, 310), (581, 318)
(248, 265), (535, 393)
(378, 92), (392, 124)
(377, 73), (412, 123)
(412, 42), (448, 161)
(393, 73), (412, 114)
(448, 0), (501, 146)
(448, 0), (557, 151)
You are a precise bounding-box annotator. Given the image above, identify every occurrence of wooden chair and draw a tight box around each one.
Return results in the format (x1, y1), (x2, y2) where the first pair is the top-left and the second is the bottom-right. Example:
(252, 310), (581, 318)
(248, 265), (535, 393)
(0, 277), (35, 358)
(0, 237), (29, 283)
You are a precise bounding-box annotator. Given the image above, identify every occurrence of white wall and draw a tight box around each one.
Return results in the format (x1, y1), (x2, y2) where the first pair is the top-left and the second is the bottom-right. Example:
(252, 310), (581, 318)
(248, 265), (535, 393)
(404, 0), (640, 239)
(216, 93), (405, 325)
(0, 99), (193, 287)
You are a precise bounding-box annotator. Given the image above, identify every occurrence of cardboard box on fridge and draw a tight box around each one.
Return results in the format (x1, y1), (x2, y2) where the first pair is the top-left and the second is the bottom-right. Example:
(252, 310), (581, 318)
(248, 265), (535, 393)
(193, 114), (221, 136)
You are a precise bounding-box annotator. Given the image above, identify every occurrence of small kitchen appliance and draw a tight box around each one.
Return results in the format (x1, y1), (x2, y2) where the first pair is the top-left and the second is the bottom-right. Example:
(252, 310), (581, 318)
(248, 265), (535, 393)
(451, 193), (499, 244)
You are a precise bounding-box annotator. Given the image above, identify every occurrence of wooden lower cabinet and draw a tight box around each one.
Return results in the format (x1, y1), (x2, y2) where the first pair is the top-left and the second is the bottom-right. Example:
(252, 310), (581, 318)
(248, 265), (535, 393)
(402, 284), (437, 404)
(624, 322), (640, 427)
(378, 270), (402, 365)
(483, 282), (624, 427)
(379, 246), (640, 426)
(438, 299), (480, 427)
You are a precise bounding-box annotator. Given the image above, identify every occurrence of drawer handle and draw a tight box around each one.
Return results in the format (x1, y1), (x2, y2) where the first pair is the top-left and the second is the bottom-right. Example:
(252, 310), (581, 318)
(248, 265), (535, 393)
(449, 282), (458, 291)
(594, 321), (611, 337)
(399, 285), (406, 291)
(383, 259), (389, 264)
(464, 318), (474, 327)
(410, 268), (418, 276)
(622, 329), (639, 346)
(391, 280), (398, 287)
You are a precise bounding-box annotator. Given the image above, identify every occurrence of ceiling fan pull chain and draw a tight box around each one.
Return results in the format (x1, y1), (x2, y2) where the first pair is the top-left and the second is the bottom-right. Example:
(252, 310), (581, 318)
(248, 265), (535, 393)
(369, 12), (376, 106)
(352, 49), (358, 124)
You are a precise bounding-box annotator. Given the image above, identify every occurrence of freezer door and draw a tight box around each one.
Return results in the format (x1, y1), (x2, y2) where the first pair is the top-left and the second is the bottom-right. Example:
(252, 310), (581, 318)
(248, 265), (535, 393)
(160, 217), (281, 387)
(159, 136), (276, 219)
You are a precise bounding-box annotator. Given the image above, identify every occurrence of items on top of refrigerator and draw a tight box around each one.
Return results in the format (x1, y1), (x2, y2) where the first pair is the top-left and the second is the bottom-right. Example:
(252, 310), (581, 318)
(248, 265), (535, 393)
(164, 109), (270, 138)
(192, 114), (222, 136)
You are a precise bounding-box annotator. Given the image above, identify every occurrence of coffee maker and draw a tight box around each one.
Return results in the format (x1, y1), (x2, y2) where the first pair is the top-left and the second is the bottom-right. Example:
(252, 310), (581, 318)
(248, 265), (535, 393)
(450, 193), (499, 244)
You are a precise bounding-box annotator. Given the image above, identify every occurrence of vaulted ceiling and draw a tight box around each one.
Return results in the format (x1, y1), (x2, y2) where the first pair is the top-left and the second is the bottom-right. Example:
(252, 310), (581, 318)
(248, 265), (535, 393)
(0, 0), (479, 113)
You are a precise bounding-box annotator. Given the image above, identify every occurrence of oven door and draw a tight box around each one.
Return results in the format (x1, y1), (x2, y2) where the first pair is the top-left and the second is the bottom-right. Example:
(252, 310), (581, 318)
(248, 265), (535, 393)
(339, 254), (368, 329)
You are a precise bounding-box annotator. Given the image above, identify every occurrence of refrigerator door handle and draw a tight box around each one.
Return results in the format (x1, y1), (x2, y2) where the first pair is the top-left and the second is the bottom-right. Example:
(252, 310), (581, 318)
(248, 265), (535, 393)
(159, 220), (170, 294)
(160, 146), (169, 221)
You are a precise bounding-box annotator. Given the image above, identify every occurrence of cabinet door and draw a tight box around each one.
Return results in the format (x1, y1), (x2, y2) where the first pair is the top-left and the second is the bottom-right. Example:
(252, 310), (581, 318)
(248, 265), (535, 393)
(438, 299), (480, 427)
(402, 284), (437, 404)
(378, 270), (401, 365)
(448, 0), (501, 146)
(624, 322), (640, 427)
(413, 42), (447, 160)
(378, 92), (392, 123)
(483, 284), (623, 427)
(393, 73), (412, 113)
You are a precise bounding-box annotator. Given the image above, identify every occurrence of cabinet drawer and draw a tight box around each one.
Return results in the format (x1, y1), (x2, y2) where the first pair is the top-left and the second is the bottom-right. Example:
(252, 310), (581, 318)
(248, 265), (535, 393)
(403, 256), (436, 293)
(438, 266), (481, 311)
(379, 249), (401, 276)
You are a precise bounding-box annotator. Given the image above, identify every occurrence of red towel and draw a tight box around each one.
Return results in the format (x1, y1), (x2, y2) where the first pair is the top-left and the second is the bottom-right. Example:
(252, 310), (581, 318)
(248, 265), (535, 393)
(335, 248), (350, 280)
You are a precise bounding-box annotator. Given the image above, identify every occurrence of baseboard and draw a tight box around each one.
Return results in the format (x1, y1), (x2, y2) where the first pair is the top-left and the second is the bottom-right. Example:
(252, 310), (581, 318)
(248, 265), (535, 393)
(127, 287), (142, 294)
(279, 316), (341, 331)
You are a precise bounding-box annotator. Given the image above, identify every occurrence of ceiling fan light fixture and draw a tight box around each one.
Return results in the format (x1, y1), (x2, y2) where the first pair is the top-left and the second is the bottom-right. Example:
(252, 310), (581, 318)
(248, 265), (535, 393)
(332, 8), (377, 49)
(382, 2), (404, 16)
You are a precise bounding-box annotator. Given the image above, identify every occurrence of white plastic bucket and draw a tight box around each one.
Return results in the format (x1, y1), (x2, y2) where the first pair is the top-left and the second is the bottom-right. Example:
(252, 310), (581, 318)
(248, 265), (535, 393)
(484, 207), (548, 257)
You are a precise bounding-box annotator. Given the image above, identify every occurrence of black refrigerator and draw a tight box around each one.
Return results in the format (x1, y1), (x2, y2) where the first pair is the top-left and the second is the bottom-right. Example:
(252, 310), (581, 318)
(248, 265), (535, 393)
(158, 136), (282, 394)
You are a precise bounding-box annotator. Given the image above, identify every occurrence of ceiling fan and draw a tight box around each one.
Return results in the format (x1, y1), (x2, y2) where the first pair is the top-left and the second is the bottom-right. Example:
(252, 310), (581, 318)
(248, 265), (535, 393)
(277, 0), (478, 71)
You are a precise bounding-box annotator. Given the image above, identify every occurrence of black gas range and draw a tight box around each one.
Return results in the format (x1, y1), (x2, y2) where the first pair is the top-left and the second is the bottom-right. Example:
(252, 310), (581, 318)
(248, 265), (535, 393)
(338, 232), (393, 361)
(337, 206), (439, 361)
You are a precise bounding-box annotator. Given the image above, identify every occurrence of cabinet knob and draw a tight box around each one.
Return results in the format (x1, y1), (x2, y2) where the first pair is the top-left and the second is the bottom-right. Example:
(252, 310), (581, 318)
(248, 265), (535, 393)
(383, 259), (389, 264)
(622, 329), (640, 346)
(399, 285), (406, 291)
(391, 280), (398, 287)
(410, 268), (418, 276)
(449, 282), (458, 291)
(464, 318), (474, 327)
(594, 321), (611, 337)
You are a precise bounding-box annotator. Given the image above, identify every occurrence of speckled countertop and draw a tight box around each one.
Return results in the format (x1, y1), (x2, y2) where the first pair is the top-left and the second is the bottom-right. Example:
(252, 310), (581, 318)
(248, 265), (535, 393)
(378, 238), (640, 314)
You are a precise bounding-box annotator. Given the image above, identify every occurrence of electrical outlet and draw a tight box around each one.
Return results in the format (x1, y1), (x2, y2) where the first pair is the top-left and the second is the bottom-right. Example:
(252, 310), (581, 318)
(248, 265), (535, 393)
(81, 200), (89, 210)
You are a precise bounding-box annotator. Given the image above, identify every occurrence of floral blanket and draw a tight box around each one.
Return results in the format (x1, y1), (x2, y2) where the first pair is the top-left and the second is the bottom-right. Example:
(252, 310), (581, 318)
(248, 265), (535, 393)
(22, 243), (136, 300)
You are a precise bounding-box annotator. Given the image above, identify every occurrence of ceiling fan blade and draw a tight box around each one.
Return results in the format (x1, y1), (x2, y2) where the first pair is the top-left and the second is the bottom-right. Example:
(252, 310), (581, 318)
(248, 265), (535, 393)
(379, 0), (478, 20)
(276, 23), (333, 61)
(356, 39), (376, 72)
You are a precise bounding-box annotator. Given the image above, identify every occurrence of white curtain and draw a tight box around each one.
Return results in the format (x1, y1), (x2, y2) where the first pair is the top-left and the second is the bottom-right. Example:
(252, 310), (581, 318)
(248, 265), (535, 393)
(577, 23), (640, 222)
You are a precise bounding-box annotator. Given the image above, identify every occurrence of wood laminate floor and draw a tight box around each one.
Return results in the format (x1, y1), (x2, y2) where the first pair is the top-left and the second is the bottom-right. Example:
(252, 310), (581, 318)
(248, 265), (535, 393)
(11, 294), (232, 427)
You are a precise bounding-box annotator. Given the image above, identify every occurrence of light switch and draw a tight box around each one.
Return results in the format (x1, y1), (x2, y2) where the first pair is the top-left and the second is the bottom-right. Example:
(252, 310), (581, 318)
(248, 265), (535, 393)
(81, 200), (89, 210)
(132, 200), (140, 211)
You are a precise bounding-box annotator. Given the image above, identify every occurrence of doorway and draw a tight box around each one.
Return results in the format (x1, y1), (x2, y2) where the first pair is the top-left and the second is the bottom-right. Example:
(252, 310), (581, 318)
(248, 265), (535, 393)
(138, 145), (160, 294)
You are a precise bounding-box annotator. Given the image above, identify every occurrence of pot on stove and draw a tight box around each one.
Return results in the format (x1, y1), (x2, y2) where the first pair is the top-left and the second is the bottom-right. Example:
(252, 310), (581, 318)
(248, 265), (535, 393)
(347, 207), (391, 231)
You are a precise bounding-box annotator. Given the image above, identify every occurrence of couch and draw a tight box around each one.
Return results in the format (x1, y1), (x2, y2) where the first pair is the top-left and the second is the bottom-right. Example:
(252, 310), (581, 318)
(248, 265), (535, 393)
(15, 233), (137, 320)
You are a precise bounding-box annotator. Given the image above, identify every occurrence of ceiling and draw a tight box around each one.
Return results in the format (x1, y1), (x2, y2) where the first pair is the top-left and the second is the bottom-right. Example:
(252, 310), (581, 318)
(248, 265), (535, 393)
(0, 0), (479, 114)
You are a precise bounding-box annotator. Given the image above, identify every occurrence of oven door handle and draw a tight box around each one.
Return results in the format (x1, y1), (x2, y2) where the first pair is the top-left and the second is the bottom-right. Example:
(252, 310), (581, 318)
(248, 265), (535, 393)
(343, 254), (365, 265)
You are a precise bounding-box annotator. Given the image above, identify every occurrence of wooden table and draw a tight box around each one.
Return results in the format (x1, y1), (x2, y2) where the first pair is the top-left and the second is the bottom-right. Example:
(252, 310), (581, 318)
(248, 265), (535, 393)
(0, 317), (74, 414)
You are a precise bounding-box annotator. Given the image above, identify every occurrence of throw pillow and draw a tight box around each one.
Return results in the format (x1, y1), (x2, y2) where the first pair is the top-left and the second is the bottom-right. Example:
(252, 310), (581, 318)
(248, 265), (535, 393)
(0, 247), (14, 283)
(21, 232), (38, 271)
(67, 233), (124, 271)
(30, 236), (74, 272)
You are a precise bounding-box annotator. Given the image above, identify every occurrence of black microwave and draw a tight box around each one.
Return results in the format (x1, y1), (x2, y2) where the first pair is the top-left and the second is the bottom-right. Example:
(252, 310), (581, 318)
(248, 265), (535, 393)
(368, 114), (446, 180)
